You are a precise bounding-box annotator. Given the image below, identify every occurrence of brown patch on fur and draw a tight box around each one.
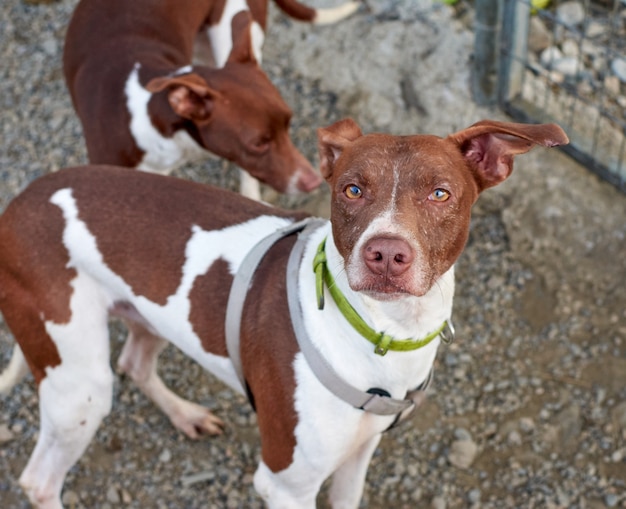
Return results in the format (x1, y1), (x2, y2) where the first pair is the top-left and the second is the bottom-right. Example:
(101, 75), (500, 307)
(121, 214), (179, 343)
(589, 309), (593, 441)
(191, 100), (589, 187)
(240, 236), (300, 472)
(0, 179), (76, 383)
(188, 258), (231, 357)
(70, 171), (191, 306)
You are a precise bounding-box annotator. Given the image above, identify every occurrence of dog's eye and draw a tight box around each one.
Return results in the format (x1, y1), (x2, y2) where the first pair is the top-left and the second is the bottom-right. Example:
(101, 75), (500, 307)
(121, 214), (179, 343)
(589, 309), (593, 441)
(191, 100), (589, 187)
(429, 188), (450, 202)
(344, 184), (362, 199)
(252, 136), (271, 152)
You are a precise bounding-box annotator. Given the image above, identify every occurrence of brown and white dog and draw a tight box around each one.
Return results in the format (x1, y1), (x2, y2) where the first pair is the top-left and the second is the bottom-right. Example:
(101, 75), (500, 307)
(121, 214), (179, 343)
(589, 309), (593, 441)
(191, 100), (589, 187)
(63, 0), (358, 199)
(0, 119), (567, 508)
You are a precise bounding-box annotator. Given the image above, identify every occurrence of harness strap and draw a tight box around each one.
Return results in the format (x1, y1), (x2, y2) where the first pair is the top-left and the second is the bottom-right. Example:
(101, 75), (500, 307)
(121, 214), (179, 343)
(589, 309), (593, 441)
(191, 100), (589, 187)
(225, 218), (316, 393)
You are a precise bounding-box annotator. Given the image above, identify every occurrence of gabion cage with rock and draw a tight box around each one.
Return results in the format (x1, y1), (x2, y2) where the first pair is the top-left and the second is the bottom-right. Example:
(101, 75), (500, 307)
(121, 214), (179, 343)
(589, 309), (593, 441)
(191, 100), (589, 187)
(498, 0), (626, 192)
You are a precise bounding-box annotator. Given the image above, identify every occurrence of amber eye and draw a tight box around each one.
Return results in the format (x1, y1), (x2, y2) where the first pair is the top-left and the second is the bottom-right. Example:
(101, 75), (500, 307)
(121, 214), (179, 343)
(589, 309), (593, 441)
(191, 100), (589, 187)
(429, 188), (450, 202)
(344, 184), (363, 199)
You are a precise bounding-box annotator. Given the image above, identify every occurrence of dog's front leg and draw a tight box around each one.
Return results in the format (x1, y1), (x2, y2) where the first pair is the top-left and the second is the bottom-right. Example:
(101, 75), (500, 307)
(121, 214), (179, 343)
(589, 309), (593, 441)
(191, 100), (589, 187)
(117, 320), (224, 437)
(253, 461), (320, 509)
(239, 169), (262, 201)
(328, 434), (382, 509)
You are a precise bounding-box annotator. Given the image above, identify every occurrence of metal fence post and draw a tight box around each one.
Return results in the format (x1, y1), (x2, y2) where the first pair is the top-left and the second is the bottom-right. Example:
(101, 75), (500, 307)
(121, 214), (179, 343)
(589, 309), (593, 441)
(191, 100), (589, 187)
(472, 0), (503, 105)
(498, 0), (530, 105)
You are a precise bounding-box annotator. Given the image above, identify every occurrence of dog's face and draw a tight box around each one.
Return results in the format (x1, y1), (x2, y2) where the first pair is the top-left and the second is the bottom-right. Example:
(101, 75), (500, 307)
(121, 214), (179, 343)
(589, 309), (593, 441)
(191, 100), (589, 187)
(144, 11), (321, 195)
(198, 63), (322, 194)
(317, 119), (569, 300)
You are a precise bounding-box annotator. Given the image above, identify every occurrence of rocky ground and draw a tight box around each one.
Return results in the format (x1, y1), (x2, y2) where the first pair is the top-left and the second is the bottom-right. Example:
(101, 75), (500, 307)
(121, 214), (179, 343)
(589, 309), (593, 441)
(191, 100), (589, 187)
(1, 0), (625, 508)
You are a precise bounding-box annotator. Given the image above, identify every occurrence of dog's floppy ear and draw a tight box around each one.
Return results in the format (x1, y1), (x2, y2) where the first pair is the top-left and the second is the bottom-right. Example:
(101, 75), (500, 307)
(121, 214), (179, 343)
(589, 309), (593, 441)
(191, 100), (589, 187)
(317, 118), (363, 179)
(448, 120), (569, 191)
(227, 11), (258, 65)
(146, 73), (221, 122)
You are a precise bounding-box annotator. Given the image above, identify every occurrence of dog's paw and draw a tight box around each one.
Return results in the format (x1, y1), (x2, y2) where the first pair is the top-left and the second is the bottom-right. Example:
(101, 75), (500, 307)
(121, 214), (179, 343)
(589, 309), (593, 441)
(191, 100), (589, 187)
(171, 404), (225, 439)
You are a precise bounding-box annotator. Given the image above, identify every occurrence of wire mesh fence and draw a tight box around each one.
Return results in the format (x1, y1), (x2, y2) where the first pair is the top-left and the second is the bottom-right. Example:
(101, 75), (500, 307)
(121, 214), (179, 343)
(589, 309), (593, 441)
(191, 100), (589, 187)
(497, 0), (626, 192)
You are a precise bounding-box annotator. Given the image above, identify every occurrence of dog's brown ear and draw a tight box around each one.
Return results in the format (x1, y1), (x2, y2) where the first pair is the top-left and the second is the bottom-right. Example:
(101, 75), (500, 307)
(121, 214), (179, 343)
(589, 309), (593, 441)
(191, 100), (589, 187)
(448, 120), (569, 191)
(317, 118), (363, 179)
(146, 73), (221, 122)
(227, 11), (258, 65)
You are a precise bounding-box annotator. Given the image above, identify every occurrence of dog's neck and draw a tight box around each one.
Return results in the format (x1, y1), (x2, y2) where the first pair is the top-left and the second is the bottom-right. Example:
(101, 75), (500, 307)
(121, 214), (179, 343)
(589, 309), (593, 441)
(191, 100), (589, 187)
(319, 232), (455, 343)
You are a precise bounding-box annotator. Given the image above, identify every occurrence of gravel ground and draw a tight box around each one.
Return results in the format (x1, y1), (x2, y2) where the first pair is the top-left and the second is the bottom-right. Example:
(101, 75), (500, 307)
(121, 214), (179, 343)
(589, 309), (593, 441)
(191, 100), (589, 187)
(1, 0), (625, 508)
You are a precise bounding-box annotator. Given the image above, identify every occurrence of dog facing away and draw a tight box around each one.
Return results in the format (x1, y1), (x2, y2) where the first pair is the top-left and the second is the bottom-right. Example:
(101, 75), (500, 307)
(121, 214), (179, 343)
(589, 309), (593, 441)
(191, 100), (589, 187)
(0, 119), (567, 508)
(63, 0), (358, 199)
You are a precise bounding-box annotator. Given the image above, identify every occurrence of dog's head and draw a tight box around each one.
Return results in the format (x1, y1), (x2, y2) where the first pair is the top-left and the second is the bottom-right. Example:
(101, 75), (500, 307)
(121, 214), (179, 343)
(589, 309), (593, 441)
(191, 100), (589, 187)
(317, 118), (568, 300)
(145, 12), (321, 195)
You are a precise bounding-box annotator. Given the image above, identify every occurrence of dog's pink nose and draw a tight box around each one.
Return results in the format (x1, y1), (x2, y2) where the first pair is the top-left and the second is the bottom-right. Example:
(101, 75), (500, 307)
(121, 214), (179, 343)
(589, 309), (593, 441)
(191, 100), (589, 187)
(295, 168), (323, 192)
(363, 237), (414, 277)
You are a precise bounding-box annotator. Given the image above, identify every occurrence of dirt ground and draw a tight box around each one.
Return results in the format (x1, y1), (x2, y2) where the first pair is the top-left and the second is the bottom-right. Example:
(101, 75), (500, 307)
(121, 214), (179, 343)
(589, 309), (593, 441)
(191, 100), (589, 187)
(0, 0), (625, 508)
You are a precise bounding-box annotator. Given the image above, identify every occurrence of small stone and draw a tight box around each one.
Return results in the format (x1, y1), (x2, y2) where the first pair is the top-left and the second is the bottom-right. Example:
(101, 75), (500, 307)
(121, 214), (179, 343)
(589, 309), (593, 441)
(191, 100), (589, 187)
(106, 486), (120, 504)
(552, 57), (579, 76)
(431, 495), (446, 509)
(540, 46), (563, 67)
(605, 493), (618, 507)
(507, 430), (522, 446)
(529, 16), (552, 53)
(556, 1), (585, 26)
(561, 39), (579, 58)
(159, 448), (171, 463)
(454, 427), (472, 441)
(468, 488), (481, 503)
(555, 404), (582, 450)
(121, 489), (132, 504)
(448, 439), (478, 469)
(611, 58), (626, 83)
(612, 402), (626, 431)
(519, 417), (535, 432)
(585, 20), (605, 38)
(61, 490), (80, 506)
(410, 487), (423, 502)
(611, 448), (624, 462)
(181, 471), (216, 487)
(0, 424), (14, 444)
(41, 37), (57, 57)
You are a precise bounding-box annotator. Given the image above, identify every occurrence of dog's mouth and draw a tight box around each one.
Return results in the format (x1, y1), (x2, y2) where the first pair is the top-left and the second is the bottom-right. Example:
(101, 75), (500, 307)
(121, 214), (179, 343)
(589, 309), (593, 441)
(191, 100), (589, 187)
(357, 281), (416, 301)
(362, 289), (410, 302)
(350, 273), (434, 301)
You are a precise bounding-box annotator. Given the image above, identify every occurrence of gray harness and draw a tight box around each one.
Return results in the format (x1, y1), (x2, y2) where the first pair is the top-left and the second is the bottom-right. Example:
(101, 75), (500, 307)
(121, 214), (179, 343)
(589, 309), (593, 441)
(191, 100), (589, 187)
(225, 218), (433, 425)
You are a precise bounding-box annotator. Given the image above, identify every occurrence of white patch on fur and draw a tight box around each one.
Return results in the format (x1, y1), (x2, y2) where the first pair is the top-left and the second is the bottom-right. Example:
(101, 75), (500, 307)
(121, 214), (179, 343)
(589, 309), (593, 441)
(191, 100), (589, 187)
(208, 0), (264, 67)
(249, 21), (265, 63)
(124, 64), (209, 174)
(172, 65), (192, 76)
(19, 269), (114, 508)
(50, 188), (294, 393)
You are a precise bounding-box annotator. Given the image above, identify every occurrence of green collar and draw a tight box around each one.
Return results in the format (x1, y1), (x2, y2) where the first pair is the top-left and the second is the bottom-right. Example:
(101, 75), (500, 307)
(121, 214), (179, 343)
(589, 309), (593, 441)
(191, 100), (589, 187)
(313, 238), (452, 356)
